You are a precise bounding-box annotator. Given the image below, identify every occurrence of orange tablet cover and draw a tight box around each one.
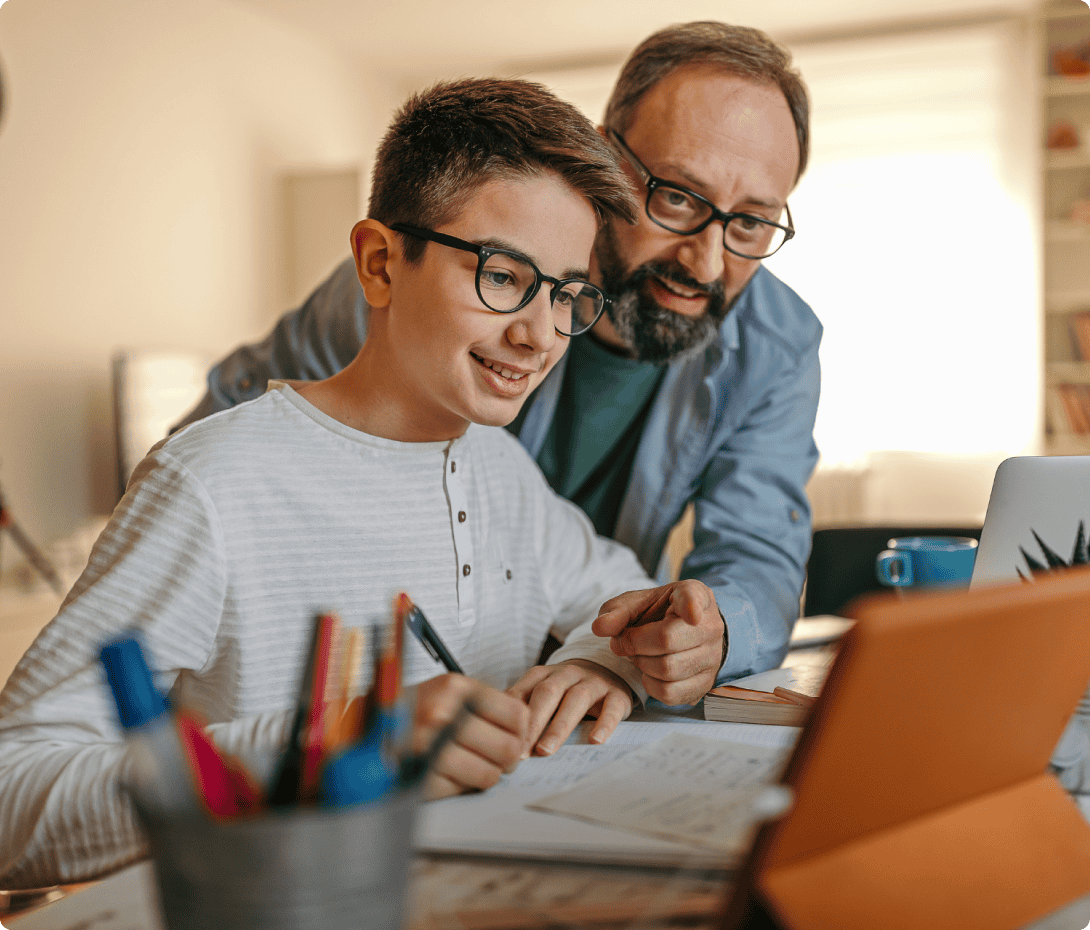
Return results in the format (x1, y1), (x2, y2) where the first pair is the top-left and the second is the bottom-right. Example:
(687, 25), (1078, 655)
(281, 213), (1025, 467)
(723, 568), (1090, 930)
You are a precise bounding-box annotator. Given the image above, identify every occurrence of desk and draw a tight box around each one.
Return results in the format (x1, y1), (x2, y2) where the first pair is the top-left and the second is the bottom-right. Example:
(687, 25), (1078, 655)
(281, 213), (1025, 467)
(6, 620), (1090, 929)
(8, 852), (1090, 930)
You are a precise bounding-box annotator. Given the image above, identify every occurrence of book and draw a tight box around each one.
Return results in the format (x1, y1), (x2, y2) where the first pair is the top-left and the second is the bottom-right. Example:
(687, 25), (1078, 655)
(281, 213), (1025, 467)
(1068, 310), (1090, 361)
(703, 665), (829, 726)
(1056, 382), (1090, 434)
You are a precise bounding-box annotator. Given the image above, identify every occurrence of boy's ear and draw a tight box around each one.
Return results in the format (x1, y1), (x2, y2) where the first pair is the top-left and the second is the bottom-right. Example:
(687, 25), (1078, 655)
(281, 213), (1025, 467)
(350, 219), (397, 309)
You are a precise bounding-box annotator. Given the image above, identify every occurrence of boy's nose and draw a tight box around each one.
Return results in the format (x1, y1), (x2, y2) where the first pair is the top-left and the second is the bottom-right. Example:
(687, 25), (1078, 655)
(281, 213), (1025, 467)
(506, 289), (558, 354)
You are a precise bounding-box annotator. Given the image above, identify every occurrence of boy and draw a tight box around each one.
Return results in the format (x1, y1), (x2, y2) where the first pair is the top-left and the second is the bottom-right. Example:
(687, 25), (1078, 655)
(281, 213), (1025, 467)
(0, 78), (654, 888)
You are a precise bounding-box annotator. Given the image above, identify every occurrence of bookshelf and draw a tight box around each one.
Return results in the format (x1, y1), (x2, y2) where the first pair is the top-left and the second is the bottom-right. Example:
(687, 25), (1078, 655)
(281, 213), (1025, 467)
(1043, 0), (1090, 453)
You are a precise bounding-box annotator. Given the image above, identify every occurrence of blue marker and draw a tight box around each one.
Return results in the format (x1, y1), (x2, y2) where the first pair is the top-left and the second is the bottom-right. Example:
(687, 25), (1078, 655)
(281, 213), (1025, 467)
(100, 636), (199, 812)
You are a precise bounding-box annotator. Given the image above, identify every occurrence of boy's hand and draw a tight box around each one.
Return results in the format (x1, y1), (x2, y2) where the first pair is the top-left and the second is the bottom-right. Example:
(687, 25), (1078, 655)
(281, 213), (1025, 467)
(506, 659), (634, 758)
(413, 673), (529, 800)
(592, 579), (727, 707)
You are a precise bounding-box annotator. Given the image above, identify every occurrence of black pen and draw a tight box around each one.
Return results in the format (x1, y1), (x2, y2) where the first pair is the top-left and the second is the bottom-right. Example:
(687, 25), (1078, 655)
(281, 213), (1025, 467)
(404, 601), (464, 674)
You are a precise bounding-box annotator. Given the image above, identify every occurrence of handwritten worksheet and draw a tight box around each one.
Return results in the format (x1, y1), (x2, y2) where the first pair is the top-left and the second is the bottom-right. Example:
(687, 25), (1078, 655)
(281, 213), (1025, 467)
(415, 716), (797, 867)
(529, 733), (790, 853)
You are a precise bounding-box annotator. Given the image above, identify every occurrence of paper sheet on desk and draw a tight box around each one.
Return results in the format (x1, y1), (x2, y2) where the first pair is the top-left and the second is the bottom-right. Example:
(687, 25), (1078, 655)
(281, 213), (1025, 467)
(414, 717), (796, 867)
(529, 733), (789, 853)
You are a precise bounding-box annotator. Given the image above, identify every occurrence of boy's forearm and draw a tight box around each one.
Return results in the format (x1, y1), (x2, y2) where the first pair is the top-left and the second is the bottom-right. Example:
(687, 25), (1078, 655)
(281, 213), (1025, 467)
(0, 710), (296, 890)
(0, 742), (143, 889)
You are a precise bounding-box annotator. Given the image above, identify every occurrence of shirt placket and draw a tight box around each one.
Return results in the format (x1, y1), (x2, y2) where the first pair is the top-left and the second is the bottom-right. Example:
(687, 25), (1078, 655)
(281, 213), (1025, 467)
(444, 440), (476, 624)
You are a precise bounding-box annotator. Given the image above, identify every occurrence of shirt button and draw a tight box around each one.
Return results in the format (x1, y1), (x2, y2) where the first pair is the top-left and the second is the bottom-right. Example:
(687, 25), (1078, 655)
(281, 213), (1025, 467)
(790, 509), (800, 522)
(458, 511), (466, 523)
(451, 462), (457, 473)
(240, 377), (252, 391)
(506, 569), (512, 580)
(463, 564), (471, 577)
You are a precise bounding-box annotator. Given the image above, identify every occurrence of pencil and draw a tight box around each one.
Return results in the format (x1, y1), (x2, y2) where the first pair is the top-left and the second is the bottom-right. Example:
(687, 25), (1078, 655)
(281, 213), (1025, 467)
(267, 612), (338, 806)
(299, 612), (340, 801)
(324, 626), (364, 752)
(773, 686), (816, 707)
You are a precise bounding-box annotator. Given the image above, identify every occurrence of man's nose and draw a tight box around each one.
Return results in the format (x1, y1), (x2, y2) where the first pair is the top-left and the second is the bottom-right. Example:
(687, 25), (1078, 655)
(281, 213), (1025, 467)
(675, 222), (727, 286)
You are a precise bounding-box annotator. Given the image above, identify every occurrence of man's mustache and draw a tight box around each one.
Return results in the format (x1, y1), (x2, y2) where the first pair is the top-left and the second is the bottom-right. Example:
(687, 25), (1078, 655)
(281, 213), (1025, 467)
(631, 263), (724, 302)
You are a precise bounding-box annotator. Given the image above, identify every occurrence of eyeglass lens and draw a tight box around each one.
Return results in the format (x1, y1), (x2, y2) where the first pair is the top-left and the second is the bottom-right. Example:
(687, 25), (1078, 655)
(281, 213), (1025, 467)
(477, 251), (604, 336)
(647, 187), (788, 259)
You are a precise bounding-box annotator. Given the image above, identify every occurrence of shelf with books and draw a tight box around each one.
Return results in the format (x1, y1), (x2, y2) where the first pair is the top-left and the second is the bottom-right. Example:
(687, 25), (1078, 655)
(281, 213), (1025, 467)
(1049, 360), (1090, 381)
(1046, 74), (1090, 96)
(1046, 382), (1090, 439)
(1046, 149), (1090, 169)
(1044, 2), (1090, 21)
(1046, 287), (1090, 312)
(1045, 428), (1090, 456)
(1043, 1), (1090, 454)
(1047, 219), (1090, 240)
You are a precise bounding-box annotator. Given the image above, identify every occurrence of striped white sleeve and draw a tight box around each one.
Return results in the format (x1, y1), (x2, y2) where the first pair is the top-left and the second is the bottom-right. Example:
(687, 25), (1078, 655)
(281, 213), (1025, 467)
(0, 451), (227, 887)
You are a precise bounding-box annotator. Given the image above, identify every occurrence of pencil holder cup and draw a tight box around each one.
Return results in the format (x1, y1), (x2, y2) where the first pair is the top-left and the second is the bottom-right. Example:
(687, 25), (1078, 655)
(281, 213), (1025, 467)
(133, 788), (420, 930)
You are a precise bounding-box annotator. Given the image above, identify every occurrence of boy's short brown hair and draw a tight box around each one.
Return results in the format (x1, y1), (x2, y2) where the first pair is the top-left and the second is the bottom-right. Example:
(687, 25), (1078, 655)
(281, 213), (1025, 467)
(368, 78), (639, 262)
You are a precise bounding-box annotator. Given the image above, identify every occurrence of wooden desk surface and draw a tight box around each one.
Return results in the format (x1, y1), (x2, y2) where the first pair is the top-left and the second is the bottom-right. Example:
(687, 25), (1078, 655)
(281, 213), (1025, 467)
(5, 618), (1090, 929)
(8, 854), (1090, 930)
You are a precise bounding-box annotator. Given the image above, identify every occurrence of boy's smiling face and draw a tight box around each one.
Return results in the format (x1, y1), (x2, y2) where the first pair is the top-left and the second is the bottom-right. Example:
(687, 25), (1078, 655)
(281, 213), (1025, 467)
(354, 171), (599, 442)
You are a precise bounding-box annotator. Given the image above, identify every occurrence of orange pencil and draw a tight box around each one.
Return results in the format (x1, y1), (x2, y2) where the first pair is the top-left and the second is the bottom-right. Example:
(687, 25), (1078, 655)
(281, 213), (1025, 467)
(364, 594), (409, 755)
(373, 597), (404, 712)
(324, 626), (364, 752)
(773, 686), (816, 707)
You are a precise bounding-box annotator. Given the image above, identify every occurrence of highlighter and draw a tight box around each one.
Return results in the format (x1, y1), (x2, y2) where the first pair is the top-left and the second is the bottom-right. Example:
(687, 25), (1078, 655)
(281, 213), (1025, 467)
(100, 636), (201, 813)
(101, 635), (260, 817)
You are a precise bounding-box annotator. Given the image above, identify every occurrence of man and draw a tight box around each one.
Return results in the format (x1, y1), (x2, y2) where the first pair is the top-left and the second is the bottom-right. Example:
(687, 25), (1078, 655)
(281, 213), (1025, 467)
(177, 22), (821, 756)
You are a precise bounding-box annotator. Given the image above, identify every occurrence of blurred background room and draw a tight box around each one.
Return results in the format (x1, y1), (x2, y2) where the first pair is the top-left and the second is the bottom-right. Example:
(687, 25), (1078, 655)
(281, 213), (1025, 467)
(0, 0), (1085, 607)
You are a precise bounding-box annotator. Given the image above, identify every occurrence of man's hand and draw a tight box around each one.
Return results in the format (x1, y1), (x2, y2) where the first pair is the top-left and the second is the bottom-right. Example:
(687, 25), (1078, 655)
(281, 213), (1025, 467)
(412, 673), (529, 800)
(593, 579), (726, 706)
(506, 659), (634, 758)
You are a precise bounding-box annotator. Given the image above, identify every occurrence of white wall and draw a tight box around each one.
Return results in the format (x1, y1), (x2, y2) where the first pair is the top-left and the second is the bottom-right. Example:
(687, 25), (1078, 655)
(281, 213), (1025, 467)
(0, 0), (392, 550)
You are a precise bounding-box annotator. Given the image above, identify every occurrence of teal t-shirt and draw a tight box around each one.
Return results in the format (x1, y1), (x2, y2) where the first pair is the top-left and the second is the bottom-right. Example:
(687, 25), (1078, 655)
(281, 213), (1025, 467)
(536, 335), (665, 537)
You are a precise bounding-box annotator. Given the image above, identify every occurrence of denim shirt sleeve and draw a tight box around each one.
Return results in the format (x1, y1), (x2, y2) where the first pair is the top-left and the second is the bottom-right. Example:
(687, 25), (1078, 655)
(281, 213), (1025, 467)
(173, 258), (368, 430)
(684, 326), (821, 682)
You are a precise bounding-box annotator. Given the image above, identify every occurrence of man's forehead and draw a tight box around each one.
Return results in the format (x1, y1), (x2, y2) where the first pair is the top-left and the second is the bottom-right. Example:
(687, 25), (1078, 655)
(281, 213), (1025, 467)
(624, 65), (799, 200)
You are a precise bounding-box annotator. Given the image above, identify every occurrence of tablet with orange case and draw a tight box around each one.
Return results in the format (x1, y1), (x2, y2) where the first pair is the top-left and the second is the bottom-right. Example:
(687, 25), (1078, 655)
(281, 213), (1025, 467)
(722, 568), (1090, 930)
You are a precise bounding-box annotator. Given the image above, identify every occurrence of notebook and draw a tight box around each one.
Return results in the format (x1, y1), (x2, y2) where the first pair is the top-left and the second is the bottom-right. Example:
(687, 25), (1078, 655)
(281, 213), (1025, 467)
(721, 567), (1090, 930)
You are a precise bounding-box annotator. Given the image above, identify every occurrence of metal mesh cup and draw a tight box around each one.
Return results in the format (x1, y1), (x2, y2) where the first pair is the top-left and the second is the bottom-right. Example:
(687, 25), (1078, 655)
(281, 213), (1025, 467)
(133, 788), (419, 930)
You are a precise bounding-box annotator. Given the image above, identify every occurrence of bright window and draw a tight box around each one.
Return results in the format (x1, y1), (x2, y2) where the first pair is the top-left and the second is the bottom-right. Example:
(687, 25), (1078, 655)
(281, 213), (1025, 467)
(767, 21), (1040, 466)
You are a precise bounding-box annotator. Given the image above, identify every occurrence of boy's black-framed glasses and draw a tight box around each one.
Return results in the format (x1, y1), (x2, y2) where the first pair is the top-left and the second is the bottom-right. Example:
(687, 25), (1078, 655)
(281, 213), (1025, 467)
(607, 129), (795, 260)
(390, 224), (607, 337)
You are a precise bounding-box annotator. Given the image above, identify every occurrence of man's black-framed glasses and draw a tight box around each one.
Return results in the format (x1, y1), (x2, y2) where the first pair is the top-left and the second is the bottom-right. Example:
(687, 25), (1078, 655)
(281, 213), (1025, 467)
(607, 129), (795, 260)
(390, 224), (606, 337)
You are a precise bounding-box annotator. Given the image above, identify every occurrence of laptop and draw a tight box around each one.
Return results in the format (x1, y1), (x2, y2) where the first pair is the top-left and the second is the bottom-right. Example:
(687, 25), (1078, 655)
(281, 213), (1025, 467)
(721, 566), (1090, 930)
(972, 455), (1090, 586)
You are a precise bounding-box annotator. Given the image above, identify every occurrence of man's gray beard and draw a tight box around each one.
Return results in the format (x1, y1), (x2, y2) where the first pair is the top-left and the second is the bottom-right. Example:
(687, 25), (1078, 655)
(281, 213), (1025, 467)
(596, 234), (736, 365)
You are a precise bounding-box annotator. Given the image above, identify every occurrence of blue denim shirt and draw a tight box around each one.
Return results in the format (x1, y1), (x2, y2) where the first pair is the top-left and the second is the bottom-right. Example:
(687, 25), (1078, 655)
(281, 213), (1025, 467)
(182, 258), (822, 681)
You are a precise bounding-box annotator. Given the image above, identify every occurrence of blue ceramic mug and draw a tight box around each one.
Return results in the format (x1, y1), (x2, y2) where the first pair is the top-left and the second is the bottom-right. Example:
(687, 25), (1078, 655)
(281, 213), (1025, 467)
(875, 536), (977, 589)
